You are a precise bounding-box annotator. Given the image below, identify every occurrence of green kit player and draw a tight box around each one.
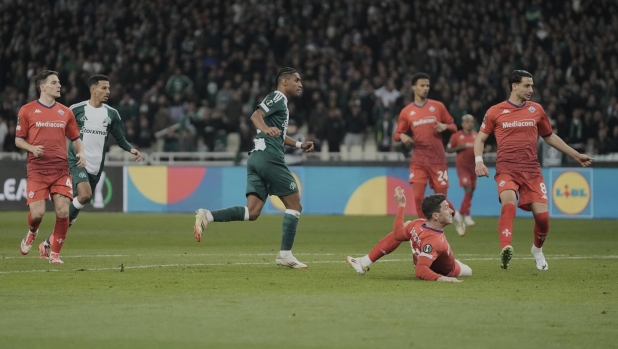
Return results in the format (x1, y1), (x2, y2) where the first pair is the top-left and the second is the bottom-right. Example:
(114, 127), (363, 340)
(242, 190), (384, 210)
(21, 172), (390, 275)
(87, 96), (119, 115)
(193, 67), (314, 268)
(40, 75), (141, 256)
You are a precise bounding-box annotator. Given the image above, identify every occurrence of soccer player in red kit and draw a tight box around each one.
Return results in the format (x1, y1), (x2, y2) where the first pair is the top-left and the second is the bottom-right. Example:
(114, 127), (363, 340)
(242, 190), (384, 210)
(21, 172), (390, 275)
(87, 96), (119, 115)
(346, 188), (472, 282)
(394, 73), (466, 237)
(474, 70), (593, 270)
(447, 114), (478, 226)
(16, 70), (86, 264)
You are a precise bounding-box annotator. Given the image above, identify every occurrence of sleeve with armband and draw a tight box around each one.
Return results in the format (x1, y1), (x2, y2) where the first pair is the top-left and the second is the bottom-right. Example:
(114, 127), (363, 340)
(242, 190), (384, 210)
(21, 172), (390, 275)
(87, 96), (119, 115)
(393, 108), (410, 142)
(480, 110), (495, 134)
(16, 107), (29, 139)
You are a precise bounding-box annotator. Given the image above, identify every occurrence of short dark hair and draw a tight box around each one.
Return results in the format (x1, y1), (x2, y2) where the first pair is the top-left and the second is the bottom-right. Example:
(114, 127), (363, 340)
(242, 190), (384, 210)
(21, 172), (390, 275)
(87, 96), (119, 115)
(34, 70), (59, 92)
(276, 67), (297, 86)
(421, 194), (446, 220)
(88, 74), (109, 87)
(411, 72), (430, 86)
(508, 70), (533, 91)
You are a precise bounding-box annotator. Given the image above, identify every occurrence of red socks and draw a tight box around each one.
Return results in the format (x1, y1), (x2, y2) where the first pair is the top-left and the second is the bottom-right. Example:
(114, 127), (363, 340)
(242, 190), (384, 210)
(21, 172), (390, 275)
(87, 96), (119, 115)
(28, 212), (42, 233)
(533, 212), (550, 248)
(460, 192), (473, 216)
(498, 203), (516, 248)
(411, 183), (426, 218)
(368, 232), (402, 262)
(50, 217), (70, 253)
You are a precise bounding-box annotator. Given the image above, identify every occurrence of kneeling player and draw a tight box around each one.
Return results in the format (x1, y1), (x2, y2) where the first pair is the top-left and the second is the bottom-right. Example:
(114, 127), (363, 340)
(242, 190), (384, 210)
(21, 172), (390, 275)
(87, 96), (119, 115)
(346, 188), (472, 282)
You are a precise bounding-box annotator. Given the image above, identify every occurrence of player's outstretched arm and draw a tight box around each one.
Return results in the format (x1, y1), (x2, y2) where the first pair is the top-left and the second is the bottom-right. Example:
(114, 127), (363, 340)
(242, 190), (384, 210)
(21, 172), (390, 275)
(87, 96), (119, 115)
(437, 276), (463, 283)
(474, 131), (490, 177)
(542, 133), (593, 167)
(392, 187), (409, 241)
(250, 109), (280, 137)
(284, 136), (314, 152)
(15, 138), (44, 157)
(415, 257), (461, 282)
(109, 115), (141, 161)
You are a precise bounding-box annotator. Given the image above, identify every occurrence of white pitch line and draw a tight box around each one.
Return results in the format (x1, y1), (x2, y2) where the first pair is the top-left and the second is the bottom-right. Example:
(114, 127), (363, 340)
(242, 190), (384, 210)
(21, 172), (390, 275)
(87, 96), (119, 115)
(0, 255), (616, 275)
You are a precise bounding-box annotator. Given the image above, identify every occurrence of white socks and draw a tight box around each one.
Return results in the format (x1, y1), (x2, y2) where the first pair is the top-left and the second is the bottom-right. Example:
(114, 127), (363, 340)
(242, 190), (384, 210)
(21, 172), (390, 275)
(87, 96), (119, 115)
(72, 197), (84, 210)
(279, 250), (293, 258)
(206, 210), (214, 223)
(360, 255), (373, 268)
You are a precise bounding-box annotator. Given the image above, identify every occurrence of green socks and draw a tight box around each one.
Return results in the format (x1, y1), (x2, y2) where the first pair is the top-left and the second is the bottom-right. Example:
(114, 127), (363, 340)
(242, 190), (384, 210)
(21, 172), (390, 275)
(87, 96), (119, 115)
(212, 206), (247, 222)
(281, 209), (300, 250)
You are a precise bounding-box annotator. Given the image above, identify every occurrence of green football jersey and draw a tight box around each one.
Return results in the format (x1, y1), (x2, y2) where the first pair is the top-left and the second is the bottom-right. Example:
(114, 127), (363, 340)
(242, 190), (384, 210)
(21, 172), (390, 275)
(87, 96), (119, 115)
(68, 101), (133, 175)
(253, 91), (289, 156)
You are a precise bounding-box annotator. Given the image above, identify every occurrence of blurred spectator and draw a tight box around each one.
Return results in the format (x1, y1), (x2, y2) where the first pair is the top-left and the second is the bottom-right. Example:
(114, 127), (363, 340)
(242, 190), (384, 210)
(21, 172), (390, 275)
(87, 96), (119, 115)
(3, 121), (17, 152)
(343, 104), (366, 149)
(376, 111), (396, 152)
(0, 116), (8, 150)
(165, 67), (194, 98)
(321, 108), (345, 153)
(1, 0), (618, 156)
(117, 93), (139, 121)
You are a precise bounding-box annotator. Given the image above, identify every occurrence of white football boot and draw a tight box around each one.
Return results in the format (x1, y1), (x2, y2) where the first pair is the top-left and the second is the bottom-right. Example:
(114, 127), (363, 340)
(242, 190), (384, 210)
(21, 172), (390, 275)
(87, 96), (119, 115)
(193, 209), (210, 242)
(275, 253), (307, 269)
(531, 245), (548, 270)
(345, 256), (369, 275)
(453, 211), (466, 236)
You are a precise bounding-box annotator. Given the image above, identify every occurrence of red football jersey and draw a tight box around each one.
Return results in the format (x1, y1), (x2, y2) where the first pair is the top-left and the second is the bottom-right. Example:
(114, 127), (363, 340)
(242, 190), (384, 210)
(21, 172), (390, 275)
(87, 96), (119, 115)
(396, 99), (455, 164)
(480, 101), (552, 174)
(16, 100), (80, 172)
(448, 130), (477, 173)
(401, 218), (456, 281)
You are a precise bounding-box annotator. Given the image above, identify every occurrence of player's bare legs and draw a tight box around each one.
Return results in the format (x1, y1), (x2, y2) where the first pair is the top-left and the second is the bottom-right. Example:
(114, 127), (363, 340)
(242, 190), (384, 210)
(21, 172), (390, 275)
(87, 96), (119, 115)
(461, 185), (475, 226)
(20, 200), (46, 255)
(47, 194), (71, 264)
(530, 202), (549, 270)
(498, 190), (517, 269)
(276, 193), (307, 269)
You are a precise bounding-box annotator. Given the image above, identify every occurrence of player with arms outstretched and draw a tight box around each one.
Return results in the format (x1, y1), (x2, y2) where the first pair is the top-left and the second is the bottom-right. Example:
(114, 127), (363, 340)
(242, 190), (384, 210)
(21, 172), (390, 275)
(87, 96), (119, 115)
(193, 67), (314, 268)
(16, 70), (86, 264)
(447, 114), (478, 226)
(346, 188), (472, 282)
(39, 75), (142, 258)
(474, 70), (593, 270)
(394, 73), (466, 236)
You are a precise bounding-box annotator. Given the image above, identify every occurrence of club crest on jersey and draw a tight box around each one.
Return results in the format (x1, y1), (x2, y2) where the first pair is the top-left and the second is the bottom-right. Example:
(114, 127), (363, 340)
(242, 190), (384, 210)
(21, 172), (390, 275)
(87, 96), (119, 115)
(58, 109), (65, 115)
(103, 116), (111, 126)
(528, 106), (536, 113)
(429, 106), (435, 112)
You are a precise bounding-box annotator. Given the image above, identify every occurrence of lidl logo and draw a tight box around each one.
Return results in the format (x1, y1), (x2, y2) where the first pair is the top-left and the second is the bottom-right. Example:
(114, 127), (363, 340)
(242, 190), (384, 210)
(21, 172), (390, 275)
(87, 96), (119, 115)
(552, 171), (590, 215)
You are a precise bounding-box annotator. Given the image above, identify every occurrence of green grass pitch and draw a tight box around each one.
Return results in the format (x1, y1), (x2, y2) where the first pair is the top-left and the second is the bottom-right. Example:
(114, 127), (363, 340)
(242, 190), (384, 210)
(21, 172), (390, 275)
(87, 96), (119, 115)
(0, 212), (616, 349)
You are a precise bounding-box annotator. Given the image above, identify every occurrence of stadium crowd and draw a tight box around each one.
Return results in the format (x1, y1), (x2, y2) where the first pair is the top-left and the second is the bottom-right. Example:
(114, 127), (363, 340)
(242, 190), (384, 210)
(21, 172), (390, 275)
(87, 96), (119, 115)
(1, 0), (618, 155)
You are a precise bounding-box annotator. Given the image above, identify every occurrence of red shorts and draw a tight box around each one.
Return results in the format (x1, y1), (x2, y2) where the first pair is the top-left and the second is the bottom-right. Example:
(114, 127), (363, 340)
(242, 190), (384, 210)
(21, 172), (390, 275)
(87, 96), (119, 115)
(409, 163), (449, 189)
(456, 168), (477, 188)
(26, 169), (74, 205)
(494, 171), (548, 211)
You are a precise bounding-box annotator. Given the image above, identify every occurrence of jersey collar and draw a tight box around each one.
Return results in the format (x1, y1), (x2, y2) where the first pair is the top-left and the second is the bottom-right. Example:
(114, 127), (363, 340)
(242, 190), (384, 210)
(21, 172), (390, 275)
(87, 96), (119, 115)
(413, 99), (428, 108)
(422, 223), (444, 234)
(506, 99), (526, 108)
(37, 100), (56, 109)
(274, 90), (288, 106)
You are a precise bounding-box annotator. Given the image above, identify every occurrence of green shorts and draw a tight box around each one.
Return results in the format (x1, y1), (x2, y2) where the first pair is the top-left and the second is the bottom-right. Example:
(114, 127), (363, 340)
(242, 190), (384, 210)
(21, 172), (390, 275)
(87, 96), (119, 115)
(69, 164), (100, 196)
(246, 150), (298, 202)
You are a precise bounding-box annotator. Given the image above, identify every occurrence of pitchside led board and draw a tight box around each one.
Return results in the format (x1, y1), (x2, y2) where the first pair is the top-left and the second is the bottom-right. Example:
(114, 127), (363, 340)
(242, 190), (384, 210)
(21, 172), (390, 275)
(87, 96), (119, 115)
(124, 166), (617, 219)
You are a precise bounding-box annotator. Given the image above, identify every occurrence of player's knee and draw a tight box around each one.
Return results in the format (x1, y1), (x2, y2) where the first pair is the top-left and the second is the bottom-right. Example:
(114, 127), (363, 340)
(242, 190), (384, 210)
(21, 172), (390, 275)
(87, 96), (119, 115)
(78, 192), (92, 204)
(248, 210), (261, 221)
(31, 210), (45, 221)
(534, 213), (550, 232)
(55, 209), (69, 219)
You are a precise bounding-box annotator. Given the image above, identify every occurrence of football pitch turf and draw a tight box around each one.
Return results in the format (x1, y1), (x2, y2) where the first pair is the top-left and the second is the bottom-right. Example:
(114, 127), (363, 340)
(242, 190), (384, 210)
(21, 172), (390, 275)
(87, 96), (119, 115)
(0, 212), (616, 349)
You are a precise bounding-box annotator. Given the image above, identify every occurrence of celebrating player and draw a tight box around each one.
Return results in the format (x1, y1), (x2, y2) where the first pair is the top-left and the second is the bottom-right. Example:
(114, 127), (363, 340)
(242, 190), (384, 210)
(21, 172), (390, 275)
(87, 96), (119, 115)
(346, 187), (472, 282)
(394, 73), (466, 236)
(39, 75), (142, 258)
(474, 70), (593, 270)
(16, 70), (86, 264)
(193, 67), (314, 268)
(447, 114), (478, 226)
